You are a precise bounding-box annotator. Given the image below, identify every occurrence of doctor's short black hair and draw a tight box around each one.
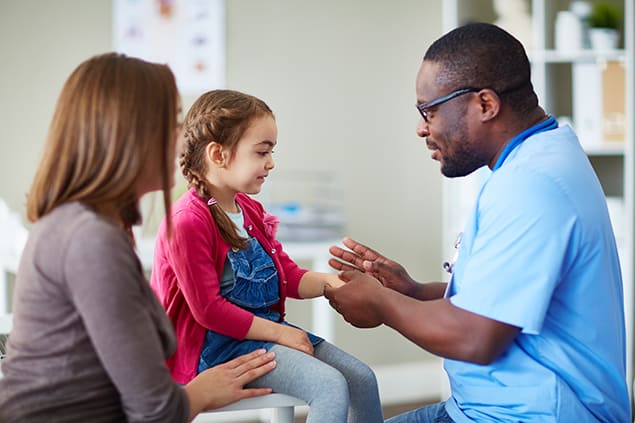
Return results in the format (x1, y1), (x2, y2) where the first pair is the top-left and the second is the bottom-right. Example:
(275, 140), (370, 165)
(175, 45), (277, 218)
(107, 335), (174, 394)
(424, 22), (538, 116)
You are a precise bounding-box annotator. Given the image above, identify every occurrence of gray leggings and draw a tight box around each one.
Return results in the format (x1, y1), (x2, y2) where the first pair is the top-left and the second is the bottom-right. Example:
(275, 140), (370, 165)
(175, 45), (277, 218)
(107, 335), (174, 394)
(246, 341), (384, 423)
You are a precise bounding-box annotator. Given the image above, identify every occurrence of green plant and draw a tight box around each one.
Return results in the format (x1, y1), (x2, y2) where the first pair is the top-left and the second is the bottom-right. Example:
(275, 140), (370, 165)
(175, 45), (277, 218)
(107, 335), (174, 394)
(588, 2), (622, 29)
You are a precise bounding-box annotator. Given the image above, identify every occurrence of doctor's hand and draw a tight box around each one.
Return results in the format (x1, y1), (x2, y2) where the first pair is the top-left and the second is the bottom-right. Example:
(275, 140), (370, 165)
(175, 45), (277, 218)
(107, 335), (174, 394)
(329, 237), (418, 296)
(324, 270), (385, 328)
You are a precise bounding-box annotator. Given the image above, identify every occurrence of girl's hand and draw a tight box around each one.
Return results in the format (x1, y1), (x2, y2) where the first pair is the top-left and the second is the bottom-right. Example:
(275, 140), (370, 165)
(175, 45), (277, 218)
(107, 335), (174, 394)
(298, 271), (345, 298)
(245, 317), (314, 355)
(323, 272), (345, 289)
(276, 324), (314, 355)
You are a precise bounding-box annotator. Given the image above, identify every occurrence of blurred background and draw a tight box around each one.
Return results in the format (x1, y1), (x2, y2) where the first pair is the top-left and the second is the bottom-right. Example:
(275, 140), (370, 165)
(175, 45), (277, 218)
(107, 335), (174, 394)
(4, 1), (630, 420)
(0, 0), (448, 418)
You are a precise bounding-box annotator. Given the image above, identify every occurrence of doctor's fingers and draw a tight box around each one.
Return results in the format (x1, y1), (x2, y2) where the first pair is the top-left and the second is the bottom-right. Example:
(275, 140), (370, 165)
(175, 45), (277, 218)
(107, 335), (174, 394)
(328, 257), (363, 273)
(341, 237), (385, 262)
(329, 245), (366, 268)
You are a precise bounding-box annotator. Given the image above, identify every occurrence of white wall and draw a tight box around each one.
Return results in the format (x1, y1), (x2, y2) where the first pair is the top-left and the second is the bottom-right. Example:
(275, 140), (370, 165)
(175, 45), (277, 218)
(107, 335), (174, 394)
(0, 0), (114, 216)
(0, 0), (446, 367)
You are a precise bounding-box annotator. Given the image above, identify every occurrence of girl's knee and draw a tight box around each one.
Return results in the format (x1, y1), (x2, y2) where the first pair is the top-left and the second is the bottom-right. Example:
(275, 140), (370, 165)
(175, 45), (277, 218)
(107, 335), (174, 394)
(307, 368), (350, 419)
(317, 366), (349, 398)
(332, 368), (351, 394)
(349, 360), (379, 386)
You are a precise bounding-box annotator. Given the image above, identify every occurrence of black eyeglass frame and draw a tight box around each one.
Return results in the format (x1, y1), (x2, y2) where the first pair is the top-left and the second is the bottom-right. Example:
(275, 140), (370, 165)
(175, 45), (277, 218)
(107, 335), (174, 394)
(416, 80), (530, 123)
(416, 87), (480, 123)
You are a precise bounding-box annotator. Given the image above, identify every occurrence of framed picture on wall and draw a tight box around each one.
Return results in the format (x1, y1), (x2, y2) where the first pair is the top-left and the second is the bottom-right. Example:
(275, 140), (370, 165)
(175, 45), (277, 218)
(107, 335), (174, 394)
(113, 0), (225, 95)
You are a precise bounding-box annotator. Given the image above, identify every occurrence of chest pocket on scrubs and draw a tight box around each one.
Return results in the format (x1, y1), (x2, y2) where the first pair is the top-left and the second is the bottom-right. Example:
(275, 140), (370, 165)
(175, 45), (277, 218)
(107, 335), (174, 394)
(224, 237), (280, 310)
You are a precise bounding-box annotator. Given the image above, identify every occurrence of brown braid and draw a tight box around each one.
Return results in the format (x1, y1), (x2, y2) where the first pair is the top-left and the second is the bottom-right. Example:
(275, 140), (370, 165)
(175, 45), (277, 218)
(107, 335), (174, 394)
(180, 90), (273, 250)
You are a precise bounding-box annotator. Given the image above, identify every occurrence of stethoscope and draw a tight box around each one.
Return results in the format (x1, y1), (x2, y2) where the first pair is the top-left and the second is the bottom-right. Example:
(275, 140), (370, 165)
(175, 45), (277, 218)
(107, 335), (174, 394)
(442, 232), (462, 274)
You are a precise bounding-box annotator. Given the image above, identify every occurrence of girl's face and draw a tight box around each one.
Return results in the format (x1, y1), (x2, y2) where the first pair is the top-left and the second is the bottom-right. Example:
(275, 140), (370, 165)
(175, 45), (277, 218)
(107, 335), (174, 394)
(220, 114), (277, 196)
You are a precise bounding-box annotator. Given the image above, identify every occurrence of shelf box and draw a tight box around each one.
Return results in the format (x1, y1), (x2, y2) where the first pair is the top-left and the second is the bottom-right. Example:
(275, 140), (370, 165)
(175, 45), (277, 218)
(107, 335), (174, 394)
(573, 61), (626, 149)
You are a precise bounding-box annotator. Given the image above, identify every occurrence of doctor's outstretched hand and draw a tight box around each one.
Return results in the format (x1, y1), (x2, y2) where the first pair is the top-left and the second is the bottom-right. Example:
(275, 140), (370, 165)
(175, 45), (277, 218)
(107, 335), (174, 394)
(329, 237), (418, 296)
(324, 270), (385, 328)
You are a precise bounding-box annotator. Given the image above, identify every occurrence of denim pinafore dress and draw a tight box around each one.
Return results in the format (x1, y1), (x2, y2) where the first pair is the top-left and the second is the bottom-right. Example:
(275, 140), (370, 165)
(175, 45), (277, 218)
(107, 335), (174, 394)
(198, 213), (322, 373)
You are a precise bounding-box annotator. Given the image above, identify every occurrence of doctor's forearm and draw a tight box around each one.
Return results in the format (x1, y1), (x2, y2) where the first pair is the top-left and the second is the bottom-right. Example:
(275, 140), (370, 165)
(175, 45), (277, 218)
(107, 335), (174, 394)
(376, 290), (517, 364)
(405, 281), (447, 301)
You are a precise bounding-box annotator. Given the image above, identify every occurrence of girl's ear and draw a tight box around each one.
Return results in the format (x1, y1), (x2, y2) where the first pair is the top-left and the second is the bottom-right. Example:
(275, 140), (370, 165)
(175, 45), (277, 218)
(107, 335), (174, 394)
(206, 142), (229, 167)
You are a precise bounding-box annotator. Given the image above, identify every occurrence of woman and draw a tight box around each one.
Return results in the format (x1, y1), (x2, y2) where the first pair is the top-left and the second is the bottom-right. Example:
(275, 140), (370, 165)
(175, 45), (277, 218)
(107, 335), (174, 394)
(0, 53), (275, 422)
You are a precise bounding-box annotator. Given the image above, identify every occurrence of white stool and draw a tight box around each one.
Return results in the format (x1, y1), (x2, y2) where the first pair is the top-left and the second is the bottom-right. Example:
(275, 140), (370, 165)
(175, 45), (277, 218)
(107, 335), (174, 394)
(196, 393), (306, 423)
(0, 313), (11, 334)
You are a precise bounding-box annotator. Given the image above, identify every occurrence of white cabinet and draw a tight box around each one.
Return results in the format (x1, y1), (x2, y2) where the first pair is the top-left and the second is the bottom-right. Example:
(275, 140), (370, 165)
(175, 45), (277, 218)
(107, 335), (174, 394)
(442, 0), (634, 389)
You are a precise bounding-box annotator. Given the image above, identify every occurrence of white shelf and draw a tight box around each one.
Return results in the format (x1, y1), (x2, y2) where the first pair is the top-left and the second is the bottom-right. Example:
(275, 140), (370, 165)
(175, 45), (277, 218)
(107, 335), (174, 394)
(584, 143), (626, 156)
(530, 48), (626, 63)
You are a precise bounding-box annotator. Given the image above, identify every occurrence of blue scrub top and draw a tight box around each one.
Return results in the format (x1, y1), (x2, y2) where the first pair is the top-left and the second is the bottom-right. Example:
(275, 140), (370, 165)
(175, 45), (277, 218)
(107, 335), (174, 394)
(444, 125), (630, 422)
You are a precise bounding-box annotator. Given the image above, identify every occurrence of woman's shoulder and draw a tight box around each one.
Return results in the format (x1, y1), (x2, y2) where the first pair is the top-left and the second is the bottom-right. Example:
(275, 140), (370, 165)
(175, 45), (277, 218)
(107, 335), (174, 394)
(26, 202), (135, 281)
(36, 202), (125, 245)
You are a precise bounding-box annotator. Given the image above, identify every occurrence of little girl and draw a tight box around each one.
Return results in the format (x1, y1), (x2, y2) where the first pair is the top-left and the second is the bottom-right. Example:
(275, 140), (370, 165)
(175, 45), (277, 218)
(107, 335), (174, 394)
(150, 89), (383, 423)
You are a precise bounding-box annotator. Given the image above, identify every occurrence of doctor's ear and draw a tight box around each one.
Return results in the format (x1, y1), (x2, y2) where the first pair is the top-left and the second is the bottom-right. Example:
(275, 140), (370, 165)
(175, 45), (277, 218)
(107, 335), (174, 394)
(206, 142), (230, 167)
(476, 89), (501, 122)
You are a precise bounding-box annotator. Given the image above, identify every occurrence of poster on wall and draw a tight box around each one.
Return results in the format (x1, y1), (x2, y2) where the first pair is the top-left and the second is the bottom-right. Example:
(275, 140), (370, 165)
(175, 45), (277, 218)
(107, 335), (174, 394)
(113, 0), (225, 95)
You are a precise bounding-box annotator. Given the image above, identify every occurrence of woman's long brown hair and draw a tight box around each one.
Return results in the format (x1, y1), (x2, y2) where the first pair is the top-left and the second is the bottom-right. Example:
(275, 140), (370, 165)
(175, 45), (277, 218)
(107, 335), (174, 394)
(26, 53), (178, 240)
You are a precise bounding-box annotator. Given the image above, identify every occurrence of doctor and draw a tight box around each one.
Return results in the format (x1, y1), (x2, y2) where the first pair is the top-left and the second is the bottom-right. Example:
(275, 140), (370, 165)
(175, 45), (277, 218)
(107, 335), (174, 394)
(325, 22), (630, 422)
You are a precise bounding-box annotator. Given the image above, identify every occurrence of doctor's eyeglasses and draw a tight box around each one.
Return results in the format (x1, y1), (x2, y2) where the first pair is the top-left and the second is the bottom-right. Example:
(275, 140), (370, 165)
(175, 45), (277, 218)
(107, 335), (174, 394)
(416, 88), (479, 123)
(416, 81), (532, 124)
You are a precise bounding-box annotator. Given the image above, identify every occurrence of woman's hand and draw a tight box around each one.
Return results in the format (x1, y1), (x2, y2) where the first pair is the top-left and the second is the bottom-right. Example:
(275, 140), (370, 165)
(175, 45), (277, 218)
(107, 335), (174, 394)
(185, 349), (276, 419)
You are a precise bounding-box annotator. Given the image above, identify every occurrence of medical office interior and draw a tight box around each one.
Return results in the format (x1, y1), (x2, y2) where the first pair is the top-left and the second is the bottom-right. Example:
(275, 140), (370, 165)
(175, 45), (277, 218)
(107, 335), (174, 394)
(0, 0), (633, 421)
